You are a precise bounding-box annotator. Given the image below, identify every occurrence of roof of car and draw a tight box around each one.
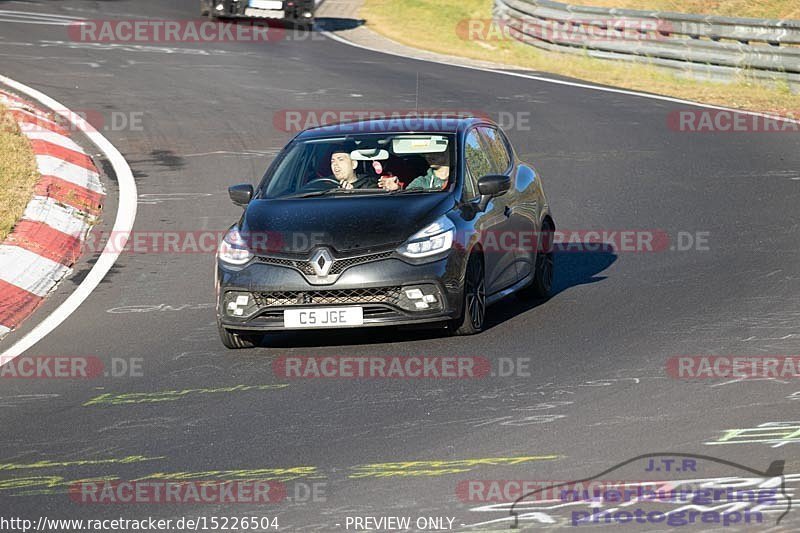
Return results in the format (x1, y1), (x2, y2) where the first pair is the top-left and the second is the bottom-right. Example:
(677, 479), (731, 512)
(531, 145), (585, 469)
(294, 115), (492, 140)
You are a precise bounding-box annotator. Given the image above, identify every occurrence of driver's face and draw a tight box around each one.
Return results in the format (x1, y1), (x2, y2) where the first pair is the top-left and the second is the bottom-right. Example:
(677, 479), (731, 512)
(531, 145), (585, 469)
(331, 152), (356, 182)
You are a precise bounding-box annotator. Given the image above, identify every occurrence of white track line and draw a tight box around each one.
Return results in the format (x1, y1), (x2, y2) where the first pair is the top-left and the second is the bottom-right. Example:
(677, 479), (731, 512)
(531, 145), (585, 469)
(321, 31), (800, 126)
(0, 74), (137, 360)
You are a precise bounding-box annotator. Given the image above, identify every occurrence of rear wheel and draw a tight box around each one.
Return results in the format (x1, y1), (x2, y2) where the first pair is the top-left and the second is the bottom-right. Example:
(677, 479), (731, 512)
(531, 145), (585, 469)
(218, 322), (263, 349)
(450, 254), (486, 336)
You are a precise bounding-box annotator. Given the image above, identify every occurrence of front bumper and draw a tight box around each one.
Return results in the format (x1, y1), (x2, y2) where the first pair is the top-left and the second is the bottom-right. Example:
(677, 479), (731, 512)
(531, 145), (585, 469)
(216, 253), (465, 332)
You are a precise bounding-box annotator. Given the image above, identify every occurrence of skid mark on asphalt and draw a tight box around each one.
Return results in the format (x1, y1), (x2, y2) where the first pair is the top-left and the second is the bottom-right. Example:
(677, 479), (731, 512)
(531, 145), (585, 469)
(368, 378), (665, 439)
(106, 302), (214, 313)
(184, 149), (281, 158)
(3, 467), (322, 496)
(348, 456), (560, 479)
(0, 10), (84, 26)
(83, 384), (289, 406)
(0, 455), (164, 472)
(97, 417), (179, 433)
(0, 455), (560, 497)
(705, 421), (800, 448)
(137, 192), (213, 205)
(37, 40), (258, 56)
(0, 393), (59, 407)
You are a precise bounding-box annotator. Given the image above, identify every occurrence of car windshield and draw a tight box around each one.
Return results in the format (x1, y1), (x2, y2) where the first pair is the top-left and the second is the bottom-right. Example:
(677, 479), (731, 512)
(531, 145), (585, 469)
(259, 134), (456, 199)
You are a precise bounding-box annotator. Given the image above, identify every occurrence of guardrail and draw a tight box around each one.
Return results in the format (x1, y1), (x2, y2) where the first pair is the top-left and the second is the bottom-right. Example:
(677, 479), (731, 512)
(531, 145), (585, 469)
(493, 0), (800, 90)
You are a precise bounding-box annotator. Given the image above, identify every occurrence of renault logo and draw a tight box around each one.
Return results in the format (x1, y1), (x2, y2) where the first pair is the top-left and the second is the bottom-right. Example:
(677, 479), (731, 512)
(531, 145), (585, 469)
(310, 248), (334, 277)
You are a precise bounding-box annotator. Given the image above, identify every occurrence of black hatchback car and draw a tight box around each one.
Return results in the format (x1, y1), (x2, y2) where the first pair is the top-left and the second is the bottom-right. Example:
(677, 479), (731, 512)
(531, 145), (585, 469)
(215, 117), (554, 348)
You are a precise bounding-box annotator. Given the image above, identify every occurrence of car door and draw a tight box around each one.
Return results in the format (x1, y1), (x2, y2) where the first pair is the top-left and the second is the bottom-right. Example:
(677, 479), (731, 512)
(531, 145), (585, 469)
(464, 128), (518, 294)
(479, 126), (537, 281)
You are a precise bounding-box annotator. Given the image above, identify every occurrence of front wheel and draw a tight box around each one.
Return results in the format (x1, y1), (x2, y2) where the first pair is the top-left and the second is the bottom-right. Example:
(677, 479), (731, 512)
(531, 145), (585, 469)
(450, 254), (486, 336)
(518, 222), (555, 300)
(218, 322), (263, 349)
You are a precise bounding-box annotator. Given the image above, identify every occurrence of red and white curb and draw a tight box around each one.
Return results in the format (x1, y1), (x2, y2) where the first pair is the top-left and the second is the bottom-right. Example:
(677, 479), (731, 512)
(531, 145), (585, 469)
(0, 89), (105, 339)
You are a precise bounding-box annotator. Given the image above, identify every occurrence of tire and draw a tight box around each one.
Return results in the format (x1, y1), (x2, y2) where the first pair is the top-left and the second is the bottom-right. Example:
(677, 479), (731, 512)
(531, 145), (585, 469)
(218, 322), (263, 349)
(518, 221), (555, 300)
(450, 253), (487, 336)
(207, 1), (218, 20)
(296, 19), (315, 31)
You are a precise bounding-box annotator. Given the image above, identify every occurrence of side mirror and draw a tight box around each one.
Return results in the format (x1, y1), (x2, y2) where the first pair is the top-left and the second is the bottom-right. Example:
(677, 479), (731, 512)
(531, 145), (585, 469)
(228, 184), (254, 207)
(477, 174), (511, 211)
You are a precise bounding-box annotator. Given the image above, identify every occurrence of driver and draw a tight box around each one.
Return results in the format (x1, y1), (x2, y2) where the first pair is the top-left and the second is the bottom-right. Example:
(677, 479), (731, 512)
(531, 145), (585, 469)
(329, 148), (378, 189)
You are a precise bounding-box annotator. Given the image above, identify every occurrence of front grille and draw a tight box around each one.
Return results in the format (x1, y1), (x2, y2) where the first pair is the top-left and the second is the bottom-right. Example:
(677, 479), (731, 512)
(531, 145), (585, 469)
(255, 256), (316, 276)
(256, 250), (395, 277)
(329, 251), (394, 274)
(252, 287), (402, 308)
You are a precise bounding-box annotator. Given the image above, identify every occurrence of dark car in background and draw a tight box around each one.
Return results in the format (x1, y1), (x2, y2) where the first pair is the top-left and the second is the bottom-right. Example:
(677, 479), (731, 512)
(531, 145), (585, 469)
(201, 0), (315, 26)
(215, 116), (555, 348)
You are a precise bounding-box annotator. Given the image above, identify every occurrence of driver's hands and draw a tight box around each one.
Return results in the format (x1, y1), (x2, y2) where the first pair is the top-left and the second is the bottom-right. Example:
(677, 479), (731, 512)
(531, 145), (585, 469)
(340, 180), (354, 190)
(378, 175), (401, 191)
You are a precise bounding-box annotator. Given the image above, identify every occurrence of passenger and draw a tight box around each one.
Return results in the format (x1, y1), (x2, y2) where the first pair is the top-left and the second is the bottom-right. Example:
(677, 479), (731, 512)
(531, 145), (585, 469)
(380, 152), (450, 191)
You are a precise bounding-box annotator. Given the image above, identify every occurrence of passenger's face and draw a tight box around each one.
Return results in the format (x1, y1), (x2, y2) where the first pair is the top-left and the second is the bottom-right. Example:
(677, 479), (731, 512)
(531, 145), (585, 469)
(432, 165), (450, 180)
(331, 152), (356, 181)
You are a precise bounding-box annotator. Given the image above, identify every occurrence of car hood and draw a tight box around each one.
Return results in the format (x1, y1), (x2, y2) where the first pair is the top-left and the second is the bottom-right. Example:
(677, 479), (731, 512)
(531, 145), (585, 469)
(241, 193), (453, 255)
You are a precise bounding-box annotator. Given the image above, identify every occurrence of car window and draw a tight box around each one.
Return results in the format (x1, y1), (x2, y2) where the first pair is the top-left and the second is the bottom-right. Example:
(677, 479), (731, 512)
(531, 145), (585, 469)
(479, 127), (512, 174)
(258, 134), (456, 199)
(464, 130), (490, 200)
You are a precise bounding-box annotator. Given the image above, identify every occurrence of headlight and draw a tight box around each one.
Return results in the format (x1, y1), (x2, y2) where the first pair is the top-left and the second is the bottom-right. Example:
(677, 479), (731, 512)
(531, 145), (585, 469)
(397, 216), (455, 259)
(217, 227), (253, 265)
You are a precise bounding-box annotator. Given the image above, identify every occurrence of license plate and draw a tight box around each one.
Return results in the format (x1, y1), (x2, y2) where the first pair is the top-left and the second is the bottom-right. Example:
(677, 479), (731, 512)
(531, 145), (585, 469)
(284, 307), (364, 328)
(249, 0), (283, 9)
(244, 8), (285, 18)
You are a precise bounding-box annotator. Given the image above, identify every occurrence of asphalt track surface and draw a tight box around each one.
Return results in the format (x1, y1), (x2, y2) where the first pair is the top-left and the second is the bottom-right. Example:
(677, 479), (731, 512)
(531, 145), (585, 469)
(0, 0), (799, 531)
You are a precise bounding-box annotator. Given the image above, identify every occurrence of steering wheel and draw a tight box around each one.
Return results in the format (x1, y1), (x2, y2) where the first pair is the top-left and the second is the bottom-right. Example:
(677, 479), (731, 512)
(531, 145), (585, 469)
(301, 177), (342, 192)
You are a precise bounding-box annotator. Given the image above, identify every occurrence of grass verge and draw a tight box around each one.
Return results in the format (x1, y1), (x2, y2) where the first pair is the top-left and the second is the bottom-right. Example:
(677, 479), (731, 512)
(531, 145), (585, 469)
(360, 0), (799, 116)
(572, 1), (800, 20)
(0, 104), (39, 241)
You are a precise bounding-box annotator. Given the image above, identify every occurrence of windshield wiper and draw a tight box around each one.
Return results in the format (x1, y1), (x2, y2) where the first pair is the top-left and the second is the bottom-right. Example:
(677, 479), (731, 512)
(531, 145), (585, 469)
(282, 189), (350, 199)
(283, 188), (385, 199)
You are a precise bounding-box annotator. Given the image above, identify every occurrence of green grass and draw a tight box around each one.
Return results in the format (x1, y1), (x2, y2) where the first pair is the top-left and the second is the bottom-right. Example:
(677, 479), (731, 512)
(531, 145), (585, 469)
(0, 105), (39, 241)
(361, 0), (799, 117)
(573, 1), (800, 20)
